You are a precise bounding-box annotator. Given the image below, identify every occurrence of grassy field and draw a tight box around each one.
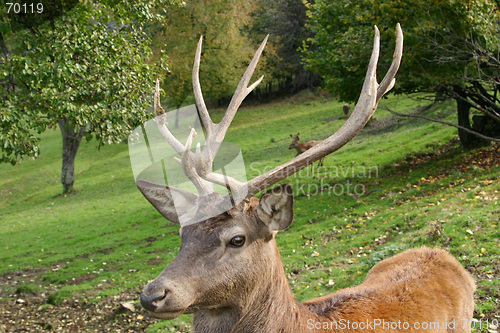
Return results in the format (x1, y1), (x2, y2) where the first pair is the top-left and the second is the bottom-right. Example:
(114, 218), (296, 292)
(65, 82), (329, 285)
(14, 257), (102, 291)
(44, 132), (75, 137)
(0, 91), (499, 332)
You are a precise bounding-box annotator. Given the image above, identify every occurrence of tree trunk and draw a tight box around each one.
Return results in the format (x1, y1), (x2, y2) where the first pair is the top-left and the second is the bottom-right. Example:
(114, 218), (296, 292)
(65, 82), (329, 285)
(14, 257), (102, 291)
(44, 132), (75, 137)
(175, 107), (180, 129)
(454, 87), (477, 147)
(0, 32), (14, 93)
(58, 118), (85, 193)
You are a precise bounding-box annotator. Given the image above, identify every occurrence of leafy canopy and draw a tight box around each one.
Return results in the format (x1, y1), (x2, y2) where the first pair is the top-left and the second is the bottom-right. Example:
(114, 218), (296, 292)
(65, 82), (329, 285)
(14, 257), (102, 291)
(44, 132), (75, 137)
(0, 0), (178, 164)
(149, 0), (265, 107)
(301, 0), (500, 102)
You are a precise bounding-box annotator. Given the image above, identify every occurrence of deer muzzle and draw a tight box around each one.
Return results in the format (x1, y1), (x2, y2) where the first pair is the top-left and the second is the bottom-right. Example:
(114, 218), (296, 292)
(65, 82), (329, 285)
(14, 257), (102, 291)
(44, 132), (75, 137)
(140, 277), (194, 319)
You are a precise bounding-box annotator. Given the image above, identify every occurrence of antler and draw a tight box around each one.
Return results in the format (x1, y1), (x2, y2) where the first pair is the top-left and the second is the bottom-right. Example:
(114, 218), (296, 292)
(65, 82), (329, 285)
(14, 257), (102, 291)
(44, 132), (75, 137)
(192, 36), (268, 192)
(153, 35), (268, 197)
(244, 24), (404, 196)
(148, 24), (402, 217)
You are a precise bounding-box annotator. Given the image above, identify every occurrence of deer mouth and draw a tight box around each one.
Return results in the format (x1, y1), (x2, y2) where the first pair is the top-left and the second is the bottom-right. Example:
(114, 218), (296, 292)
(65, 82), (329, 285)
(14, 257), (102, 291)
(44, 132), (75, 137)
(140, 288), (193, 320)
(147, 307), (188, 320)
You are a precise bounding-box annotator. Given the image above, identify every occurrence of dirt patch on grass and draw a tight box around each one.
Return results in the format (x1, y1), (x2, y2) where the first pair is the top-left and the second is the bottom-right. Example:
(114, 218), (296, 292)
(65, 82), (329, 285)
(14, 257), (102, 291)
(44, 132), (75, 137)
(1, 288), (154, 332)
(0, 268), (190, 332)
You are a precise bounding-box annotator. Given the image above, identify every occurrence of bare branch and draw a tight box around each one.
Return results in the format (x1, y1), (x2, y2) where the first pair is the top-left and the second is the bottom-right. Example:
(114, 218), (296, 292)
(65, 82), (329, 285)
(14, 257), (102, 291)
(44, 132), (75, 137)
(381, 105), (500, 143)
(445, 84), (500, 123)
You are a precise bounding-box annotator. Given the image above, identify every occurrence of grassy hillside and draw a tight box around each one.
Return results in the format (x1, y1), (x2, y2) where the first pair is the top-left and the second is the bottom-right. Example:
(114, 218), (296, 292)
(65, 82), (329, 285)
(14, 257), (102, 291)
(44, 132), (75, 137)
(0, 92), (498, 332)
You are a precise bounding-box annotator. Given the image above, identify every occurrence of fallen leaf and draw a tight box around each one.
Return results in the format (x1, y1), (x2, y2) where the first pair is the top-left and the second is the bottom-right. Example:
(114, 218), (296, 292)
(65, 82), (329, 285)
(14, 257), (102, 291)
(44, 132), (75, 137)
(120, 301), (135, 313)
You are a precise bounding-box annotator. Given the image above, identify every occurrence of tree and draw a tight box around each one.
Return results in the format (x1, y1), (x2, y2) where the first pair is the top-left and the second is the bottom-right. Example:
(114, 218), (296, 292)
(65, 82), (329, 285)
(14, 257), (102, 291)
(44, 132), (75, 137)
(0, 0), (176, 193)
(149, 0), (261, 108)
(302, 0), (500, 147)
(250, 0), (318, 97)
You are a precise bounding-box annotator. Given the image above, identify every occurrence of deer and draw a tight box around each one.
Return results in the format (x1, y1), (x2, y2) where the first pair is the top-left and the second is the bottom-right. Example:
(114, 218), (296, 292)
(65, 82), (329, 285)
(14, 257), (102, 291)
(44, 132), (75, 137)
(343, 103), (350, 117)
(136, 24), (476, 333)
(288, 133), (325, 168)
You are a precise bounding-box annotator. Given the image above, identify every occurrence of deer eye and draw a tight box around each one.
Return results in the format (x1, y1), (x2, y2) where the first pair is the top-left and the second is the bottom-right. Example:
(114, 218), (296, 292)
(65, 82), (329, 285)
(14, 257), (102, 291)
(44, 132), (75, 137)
(228, 236), (246, 248)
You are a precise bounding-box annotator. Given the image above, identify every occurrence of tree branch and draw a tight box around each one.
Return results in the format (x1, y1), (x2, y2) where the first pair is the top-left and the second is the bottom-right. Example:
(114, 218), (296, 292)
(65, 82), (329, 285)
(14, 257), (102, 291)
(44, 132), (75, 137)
(466, 82), (500, 121)
(0, 32), (15, 93)
(381, 105), (500, 143)
(441, 84), (500, 123)
(0, 32), (10, 62)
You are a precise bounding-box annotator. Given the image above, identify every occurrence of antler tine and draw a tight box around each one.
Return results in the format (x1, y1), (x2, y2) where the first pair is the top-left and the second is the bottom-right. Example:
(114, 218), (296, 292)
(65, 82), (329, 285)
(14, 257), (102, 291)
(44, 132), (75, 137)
(193, 36), (215, 138)
(204, 35), (269, 158)
(191, 35), (268, 194)
(244, 25), (404, 197)
(154, 79), (166, 118)
(174, 128), (212, 195)
(151, 36), (268, 200)
(194, 142), (244, 191)
(154, 79), (185, 155)
(194, 142), (211, 179)
(377, 23), (403, 99)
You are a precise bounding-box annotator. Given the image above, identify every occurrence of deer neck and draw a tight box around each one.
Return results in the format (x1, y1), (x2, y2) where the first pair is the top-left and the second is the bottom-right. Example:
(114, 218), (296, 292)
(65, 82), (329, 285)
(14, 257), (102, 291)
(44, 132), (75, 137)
(192, 240), (322, 333)
(295, 145), (305, 155)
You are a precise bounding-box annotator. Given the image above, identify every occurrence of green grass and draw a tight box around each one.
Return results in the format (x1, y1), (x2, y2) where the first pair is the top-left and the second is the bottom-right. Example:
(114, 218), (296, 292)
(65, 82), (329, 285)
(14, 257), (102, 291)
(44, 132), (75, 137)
(0, 91), (499, 332)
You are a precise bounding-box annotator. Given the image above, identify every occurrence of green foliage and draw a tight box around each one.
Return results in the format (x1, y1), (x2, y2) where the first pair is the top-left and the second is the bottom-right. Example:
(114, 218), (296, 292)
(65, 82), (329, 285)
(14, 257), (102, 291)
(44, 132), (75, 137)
(250, 0), (311, 81)
(301, 0), (376, 102)
(149, 0), (262, 107)
(4, 0), (79, 31)
(0, 93), (498, 331)
(302, 0), (500, 101)
(0, 0), (175, 165)
(0, 101), (41, 164)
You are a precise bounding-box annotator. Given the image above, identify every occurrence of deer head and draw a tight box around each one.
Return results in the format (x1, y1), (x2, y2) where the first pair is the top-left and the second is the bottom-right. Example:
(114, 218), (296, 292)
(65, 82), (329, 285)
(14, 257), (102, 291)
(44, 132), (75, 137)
(288, 133), (300, 150)
(136, 25), (404, 327)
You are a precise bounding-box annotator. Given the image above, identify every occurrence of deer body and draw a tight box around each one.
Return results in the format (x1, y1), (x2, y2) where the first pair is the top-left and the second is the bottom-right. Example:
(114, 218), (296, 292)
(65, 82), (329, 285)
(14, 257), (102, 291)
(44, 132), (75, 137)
(140, 186), (475, 333)
(195, 246), (475, 333)
(343, 103), (350, 117)
(289, 133), (325, 167)
(134, 25), (475, 333)
(289, 133), (321, 155)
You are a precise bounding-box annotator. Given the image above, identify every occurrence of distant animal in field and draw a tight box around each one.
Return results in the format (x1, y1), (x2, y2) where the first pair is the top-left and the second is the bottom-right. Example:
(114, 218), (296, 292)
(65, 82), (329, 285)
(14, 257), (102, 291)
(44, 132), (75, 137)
(289, 133), (324, 167)
(343, 103), (350, 117)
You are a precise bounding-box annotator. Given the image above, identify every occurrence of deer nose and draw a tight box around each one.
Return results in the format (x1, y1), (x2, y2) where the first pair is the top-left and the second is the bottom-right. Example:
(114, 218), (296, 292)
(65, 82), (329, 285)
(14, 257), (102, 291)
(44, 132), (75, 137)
(140, 290), (167, 312)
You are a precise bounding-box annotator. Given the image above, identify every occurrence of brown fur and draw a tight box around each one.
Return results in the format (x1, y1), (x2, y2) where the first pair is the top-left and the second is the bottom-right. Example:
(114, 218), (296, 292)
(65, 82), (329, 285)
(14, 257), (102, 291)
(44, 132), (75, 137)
(343, 103), (350, 116)
(140, 185), (476, 333)
(303, 247), (476, 332)
(289, 133), (325, 167)
(289, 133), (320, 154)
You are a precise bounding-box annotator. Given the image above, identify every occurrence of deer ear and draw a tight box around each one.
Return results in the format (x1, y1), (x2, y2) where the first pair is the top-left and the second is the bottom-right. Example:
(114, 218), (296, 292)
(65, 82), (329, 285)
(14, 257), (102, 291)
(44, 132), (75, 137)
(256, 184), (294, 232)
(136, 179), (197, 225)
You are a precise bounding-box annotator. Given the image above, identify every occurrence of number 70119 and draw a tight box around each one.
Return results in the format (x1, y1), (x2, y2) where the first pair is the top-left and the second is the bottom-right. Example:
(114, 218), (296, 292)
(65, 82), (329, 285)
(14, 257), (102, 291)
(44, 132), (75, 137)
(7, 3), (44, 14)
